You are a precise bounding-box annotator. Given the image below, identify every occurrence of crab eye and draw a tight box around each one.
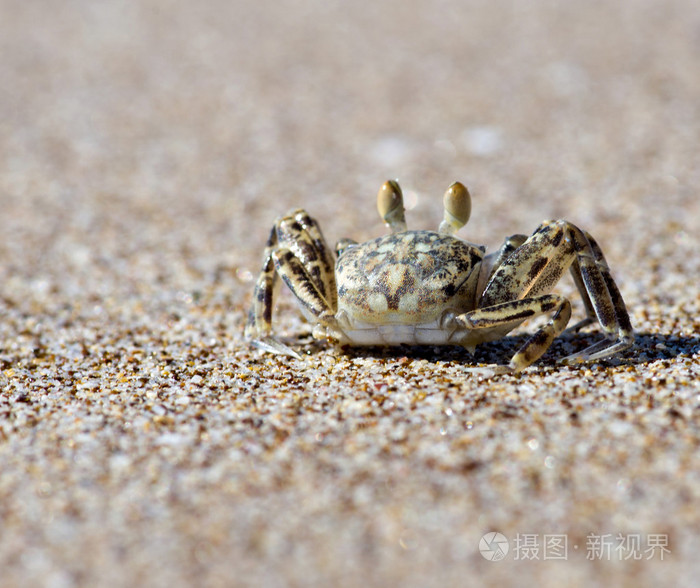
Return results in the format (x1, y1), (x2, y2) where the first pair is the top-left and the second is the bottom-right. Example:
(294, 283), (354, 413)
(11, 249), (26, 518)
(438, 182), (471, 235)
(377, 180), (408, 233)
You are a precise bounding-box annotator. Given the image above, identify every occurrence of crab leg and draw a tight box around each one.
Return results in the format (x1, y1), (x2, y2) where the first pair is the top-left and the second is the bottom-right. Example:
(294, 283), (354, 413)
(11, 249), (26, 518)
(244, 209), (338, 358)
(559, 228), (634, 364)
(477, 233), (528, 296)
(455, 294), (572, 372)
(565, 230), (632, 334)
(245, 225), (280, 340)
(478, 220), (633, 369)
(276, 210), (338, 311)
(272, 249), (337, 323)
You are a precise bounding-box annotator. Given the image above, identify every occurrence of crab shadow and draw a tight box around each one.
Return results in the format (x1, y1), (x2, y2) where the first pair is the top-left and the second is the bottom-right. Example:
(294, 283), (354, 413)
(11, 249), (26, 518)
(339, 332), (699, 369)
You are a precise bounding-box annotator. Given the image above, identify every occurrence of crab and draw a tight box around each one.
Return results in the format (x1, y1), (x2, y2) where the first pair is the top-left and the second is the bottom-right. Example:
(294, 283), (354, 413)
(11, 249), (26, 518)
(244, 180), (634, 373)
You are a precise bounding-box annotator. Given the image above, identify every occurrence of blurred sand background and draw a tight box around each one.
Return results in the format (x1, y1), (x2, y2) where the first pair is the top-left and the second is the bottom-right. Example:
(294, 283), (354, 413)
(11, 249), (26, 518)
(1, 0), (699, 586)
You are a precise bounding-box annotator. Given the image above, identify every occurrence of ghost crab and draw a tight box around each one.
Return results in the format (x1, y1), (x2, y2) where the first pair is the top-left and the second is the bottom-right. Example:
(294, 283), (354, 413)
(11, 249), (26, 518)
(245, 181), (634, 373)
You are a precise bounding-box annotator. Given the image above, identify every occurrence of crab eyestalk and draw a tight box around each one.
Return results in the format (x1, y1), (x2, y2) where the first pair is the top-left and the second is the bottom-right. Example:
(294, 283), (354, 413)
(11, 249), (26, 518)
(438, 182), (471, 235)
(377, 180), (408, 233)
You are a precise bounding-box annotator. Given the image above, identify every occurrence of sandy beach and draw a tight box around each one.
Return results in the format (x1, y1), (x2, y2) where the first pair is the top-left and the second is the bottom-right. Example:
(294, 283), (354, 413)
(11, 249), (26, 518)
(1, 1), (699, 586)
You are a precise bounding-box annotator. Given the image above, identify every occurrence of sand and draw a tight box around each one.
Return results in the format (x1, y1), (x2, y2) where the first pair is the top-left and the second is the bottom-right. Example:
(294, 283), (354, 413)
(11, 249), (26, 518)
(1, 0), (699, 586)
